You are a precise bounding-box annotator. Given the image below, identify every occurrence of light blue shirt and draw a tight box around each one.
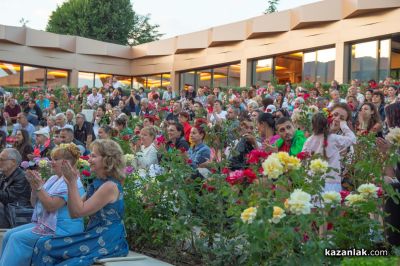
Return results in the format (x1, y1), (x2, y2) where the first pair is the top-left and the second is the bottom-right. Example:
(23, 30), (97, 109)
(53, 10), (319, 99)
(12, 122), (36, 141)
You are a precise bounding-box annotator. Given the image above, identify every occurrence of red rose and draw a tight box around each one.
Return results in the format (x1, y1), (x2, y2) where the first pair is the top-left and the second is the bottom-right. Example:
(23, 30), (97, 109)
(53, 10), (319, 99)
(327, 222), (334, 231)
(122, 135), (131, 141)
(187, 159), (192, 164)
(222, 167), (230, 175)
(377, 186), (383, 198)
(340, 190), (350, 203)
(296, 151), (310, 160)
(247, 149), (271, 164)
(225, 170), (245, 185)
(210, 168), (217, 174)
(243, 168), (257, 184)
(82, 170), (91, 177)
(202, 183), (216, 192)
(80, 155), (89, 160)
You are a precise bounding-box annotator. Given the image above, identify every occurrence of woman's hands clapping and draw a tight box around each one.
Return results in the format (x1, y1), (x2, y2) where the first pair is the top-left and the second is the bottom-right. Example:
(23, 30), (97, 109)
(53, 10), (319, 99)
(26, 170), (44, 191)
(61, 160), (79, 186)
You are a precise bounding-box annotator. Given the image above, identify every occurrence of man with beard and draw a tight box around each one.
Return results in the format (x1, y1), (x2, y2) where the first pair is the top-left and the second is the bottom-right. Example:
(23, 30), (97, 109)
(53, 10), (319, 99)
(265, 117), (306, 156)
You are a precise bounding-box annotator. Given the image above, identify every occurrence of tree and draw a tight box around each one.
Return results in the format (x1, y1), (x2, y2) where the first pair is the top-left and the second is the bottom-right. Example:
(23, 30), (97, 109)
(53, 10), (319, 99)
(264, 0), (279, 14)
(128, 14), (163, 46)
(46, 0), (163, 45)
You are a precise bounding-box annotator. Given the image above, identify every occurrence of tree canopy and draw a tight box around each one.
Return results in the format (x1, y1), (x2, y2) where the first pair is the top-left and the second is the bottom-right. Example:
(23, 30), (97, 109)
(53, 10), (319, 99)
(265, 0), (279, 14)
(46, 0), (163, 46)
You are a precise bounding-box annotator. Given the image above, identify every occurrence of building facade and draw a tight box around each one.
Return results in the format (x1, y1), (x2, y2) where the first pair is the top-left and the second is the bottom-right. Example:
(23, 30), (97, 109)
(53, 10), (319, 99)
(0, 0), (399, 91)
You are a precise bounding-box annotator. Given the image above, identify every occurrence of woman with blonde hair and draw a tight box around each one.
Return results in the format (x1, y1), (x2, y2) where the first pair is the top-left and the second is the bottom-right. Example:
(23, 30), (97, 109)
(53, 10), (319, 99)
(0, 144), (85, 266)
(31, 139), (129, 266)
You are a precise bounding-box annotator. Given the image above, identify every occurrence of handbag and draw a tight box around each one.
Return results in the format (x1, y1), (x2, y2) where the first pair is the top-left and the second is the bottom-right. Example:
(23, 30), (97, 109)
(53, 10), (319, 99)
(5, 202), (34, 228)
(0, 172), (34, 228)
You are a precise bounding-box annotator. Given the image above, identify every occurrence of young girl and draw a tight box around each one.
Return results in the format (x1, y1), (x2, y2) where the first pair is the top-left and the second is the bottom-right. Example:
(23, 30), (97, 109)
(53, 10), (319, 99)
(302, 112), (356, 192)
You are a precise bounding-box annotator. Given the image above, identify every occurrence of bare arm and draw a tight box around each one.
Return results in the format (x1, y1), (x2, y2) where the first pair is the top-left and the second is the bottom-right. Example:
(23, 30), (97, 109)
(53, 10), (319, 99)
(61, 160), (118, 218)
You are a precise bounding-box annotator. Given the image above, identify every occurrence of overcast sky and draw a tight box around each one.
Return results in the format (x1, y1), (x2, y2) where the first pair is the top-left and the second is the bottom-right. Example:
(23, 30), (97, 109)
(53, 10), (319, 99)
(0, 0), (320, 39)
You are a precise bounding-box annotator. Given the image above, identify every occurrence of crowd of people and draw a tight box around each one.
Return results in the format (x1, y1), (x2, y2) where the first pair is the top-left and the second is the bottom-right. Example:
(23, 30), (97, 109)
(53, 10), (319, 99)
(0, 76), (399, 265)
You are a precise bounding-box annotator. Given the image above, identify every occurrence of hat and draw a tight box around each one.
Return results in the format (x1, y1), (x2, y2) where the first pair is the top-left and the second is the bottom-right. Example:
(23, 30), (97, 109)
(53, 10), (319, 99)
(265, 104), (276, 113)
(34, 128), (50, 138)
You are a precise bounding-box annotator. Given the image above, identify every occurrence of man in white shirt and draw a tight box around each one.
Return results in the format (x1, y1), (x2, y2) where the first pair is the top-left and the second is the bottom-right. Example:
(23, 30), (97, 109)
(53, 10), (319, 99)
(162, 86), (176, 101)
(112, 77), (124, 89)
(87, 88), (103, 108)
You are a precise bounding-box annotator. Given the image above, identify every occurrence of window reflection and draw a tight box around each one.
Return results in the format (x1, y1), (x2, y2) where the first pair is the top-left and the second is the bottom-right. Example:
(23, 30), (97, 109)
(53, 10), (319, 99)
(275, 53), (303, 84)
(146, 74), (162, 89)
(78, 72), (94, 88)
(113, 75), (132, 88)
(161, 73), (171, 89)
(47, 69), (69, 87)
(351, 41), (378, 81)
(0, 62), (21, 87)
(252, 58), (273, 86)
(95, 73), (112, 88)
(228, 64), (240, 87)
(213, 66), (228, 88)
(23, 66), (46, 88)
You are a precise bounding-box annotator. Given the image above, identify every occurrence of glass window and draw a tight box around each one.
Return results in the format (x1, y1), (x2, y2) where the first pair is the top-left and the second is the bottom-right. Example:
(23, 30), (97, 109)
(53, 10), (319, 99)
(252, 58), (273, 87)
(113, 75), (132, 88)
(228, 64), (241, 87)
(350, 41), (378, 82)
(94, 73), (112, 88)
(23, 65), (46, 88)
(180, 71), (196, 91)
(161, 73), (171, 89)
(78, 72), (94, 88)
(133, 76), (146, 90)
(275, 52), (303, 84)
(379, 39), (390, 81)
(197, 69), (212, 89)
(391, 37), (400, 79)
(146, 74), (162, 89)
(316, 48), (335, 83)
(46, 69), (69, 87)
(213, 66), (228, 88)
(303, 52), (316, 83)
(0, 62), (21, 88)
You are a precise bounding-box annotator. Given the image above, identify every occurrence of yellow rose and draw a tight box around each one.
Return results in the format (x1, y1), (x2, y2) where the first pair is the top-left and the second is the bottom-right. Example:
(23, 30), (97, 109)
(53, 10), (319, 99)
(322, 191), (341, 204)
(309, 159), (329, 175)
(269, 206), (286, 224)
(345, 194), (366, 206)
(241, 207), (257, 224)
(287, 189), (312, 215)
(276, 152), (301, 171)
(262, 156), (284, 179)
(357, 183), (378, 198)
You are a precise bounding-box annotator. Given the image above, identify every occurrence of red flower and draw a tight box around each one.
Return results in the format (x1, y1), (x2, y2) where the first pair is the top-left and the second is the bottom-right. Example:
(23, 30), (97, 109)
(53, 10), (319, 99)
(377, 186), (383, 198)
(160, 107), (170, 112)
(82, 170), (91, 177)
(296, 151), (310, 160)
(247, 149), (271, 164)
(202, 183), (216, 192)
(323, 139), (328, 147)
(178, 147), (187, 153)
(156, 135), (166, 145)
(327, 222), (334, 231)
(222, 167), (230, 175)
(340, 190), (350, 204)
(33, 148), (41, 157)
(243, 168), (257, 184)
(122, 135), (131, 141)
(187, 159), (192, 164)
(80, 155), (89, 160)
(225, 170), (245, 185)
(210, 168), (217, 174)
(258, 167), (264, 174)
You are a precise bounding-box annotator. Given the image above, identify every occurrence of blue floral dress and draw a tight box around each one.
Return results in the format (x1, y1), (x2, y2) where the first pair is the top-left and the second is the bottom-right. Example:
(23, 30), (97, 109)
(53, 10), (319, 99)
(31, 177), (129, 266)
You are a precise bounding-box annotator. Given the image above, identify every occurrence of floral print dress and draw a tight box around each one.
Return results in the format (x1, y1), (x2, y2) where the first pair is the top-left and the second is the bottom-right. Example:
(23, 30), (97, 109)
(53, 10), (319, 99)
(31, 177), (129, 266)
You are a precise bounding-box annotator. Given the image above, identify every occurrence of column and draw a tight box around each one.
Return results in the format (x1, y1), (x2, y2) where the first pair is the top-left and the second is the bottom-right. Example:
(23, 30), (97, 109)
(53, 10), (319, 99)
(334, 42), (345, 84)
(69, 69), (79, 88)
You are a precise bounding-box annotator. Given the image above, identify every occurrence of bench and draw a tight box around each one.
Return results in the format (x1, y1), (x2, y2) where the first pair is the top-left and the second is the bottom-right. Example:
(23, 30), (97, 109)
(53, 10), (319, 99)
(94, 251), (172, 266)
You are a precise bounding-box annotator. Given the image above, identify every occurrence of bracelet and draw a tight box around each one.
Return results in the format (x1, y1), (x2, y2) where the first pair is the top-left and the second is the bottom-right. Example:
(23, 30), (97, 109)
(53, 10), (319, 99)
(36, 186), (43, 192)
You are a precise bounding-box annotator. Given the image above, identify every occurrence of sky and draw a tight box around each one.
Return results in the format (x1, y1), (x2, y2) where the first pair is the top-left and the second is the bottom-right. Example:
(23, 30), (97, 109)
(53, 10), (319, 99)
(0, 0), (320, 39)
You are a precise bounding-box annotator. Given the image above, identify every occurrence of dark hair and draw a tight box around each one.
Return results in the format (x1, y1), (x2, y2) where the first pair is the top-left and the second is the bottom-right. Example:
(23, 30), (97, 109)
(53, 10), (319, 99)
(115, 117), (127, 127)
(310, 87), (320, 97)
(50, 99), (58, 108)
(194, 125), (206, 140)
(385, 102), (400, 128)
(275, 92), (285, 108)
(14, 129), (31, 155)
(168, 122), (185, 138)
(312, 113), (329, 158)
(214, 99), (223, 106)
(258, 112), (275, 131)
(97, 104), (106, 113)
(358, 102), (381, 131)
(275, 117), (292, 127)
(274, 108), (290, 118)
(262, 97), (274, 108)
(100, 125), (112, 134)
(179, 111), (189, 120)
(0, 131), (6, 150)
(331, 103), (352, 122)
(372, 91), (385, 104)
